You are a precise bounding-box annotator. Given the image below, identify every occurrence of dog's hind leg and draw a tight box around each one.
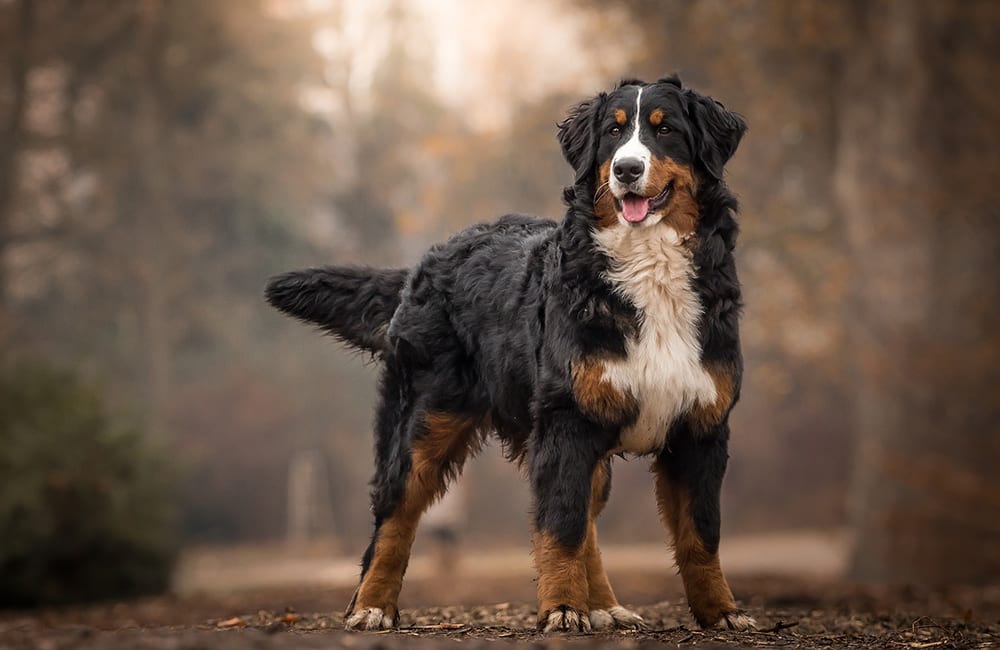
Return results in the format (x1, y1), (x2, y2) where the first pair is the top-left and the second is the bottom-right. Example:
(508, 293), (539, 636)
(345, 384), (484, 631)
(530, 409), (616, 633)
(652, 423), (755, 631)
(584, 459), (645, 630)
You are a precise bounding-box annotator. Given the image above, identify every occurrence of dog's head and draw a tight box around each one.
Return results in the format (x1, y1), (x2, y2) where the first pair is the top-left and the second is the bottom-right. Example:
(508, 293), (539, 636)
(558, 75), (746, 229)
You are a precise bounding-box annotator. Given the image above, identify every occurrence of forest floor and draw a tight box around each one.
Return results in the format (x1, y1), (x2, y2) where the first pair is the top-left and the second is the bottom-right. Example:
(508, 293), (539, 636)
(2, 531), (999, 649)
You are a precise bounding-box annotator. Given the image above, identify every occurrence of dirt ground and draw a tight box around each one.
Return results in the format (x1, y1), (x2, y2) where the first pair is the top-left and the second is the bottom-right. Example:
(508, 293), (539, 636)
(2, 538), (999, 649)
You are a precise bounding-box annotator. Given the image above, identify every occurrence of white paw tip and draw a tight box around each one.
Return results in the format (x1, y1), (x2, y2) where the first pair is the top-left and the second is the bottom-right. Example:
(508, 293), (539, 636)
(609, 605), (646, 628)
(544, 607), (591, 633)
(589, 609), (614, 630)
(720, 611), (757, 631)
(345, 607), (394, 631)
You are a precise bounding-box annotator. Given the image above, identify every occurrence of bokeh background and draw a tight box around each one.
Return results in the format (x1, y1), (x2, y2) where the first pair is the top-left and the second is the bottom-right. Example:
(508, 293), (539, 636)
(1, 0), (998, 608)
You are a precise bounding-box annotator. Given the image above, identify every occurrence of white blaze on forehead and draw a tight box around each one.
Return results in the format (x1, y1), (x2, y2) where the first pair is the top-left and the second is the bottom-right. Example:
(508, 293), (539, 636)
(612, 86), (651, 171)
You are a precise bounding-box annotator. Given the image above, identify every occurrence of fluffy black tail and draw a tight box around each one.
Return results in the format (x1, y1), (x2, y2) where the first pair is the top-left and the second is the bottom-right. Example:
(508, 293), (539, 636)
(264, 266), (408, 354)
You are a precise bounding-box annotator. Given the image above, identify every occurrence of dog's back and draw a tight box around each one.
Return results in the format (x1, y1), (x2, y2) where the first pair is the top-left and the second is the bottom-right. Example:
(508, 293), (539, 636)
(389, 215), (554, 408)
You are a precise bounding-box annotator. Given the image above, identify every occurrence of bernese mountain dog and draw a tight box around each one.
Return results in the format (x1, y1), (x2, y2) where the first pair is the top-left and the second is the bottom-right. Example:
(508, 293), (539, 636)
(265, 74), (752, 633)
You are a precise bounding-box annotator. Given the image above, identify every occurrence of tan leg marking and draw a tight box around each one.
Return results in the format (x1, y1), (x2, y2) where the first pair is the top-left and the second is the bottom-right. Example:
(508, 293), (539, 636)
(584, 463), (645, 630)
(533, 530), (590, 631)
(653, 461), (752, 630)
(348, 412), (484, 629)
(584, 463), (616, 611)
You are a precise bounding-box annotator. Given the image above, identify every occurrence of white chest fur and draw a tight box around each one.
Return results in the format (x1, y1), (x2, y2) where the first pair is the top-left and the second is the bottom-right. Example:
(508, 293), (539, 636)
(592, 224), (717, 455)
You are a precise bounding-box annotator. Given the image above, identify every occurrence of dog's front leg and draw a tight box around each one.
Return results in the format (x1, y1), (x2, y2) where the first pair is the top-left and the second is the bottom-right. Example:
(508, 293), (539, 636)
(652, 421), (755, 631)
(529, 407), (611, 633)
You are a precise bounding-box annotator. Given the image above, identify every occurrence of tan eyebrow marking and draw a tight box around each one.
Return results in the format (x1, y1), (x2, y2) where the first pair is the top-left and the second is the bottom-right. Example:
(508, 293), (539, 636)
(650, 109), (664, 126)
(614, 108), (626, 125)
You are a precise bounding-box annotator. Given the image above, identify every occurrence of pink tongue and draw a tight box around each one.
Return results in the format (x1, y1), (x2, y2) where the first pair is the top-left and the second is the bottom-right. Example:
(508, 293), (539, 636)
(621, 195), (650, 223)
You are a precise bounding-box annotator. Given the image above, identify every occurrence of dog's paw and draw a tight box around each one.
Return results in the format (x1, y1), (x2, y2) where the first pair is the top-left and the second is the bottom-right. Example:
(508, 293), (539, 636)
(345, 607), (395, 631)
(588, 608), (614, 630)
(589, 605), (645, 630)
(590, 605), (646, 630)
(718, 610), (756, 631)
(541, 605), (592, 633)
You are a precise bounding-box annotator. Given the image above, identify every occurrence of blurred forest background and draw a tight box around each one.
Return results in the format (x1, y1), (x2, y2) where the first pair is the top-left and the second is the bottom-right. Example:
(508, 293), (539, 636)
(1, 0), (998, 607)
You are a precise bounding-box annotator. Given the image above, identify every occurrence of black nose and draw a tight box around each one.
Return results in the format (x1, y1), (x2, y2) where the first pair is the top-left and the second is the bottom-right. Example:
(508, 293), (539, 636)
(613, 158), (645, 184)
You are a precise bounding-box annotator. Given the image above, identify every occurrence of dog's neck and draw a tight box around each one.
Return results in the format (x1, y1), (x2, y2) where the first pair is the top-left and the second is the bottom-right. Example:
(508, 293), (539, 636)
(591, 218), (699, 327)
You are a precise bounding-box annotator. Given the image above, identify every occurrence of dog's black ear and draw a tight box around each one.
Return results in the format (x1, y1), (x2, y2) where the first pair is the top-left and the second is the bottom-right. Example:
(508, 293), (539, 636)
(558, 93), (607, 185)
(656, 73), (683, 89)
(684, 91), (747, 181)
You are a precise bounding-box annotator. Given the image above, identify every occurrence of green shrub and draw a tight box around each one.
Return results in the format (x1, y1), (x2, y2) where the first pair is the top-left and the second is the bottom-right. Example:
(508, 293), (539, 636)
(0, 364), (177, 607)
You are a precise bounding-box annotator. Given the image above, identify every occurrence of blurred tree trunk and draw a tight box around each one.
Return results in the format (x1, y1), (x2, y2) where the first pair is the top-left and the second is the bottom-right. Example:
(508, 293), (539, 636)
(837, 0), (1000, 584)
(0, 0), (34, 336)
(135, 0), (171, 435)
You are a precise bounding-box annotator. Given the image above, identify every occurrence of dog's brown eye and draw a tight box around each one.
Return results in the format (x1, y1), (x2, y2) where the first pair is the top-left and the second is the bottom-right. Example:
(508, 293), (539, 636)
(609, 126), (622, 136)
(658, 125), (670, 135)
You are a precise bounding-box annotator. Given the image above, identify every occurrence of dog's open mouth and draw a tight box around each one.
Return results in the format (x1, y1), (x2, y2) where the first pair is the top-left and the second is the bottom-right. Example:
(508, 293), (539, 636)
(615, 182), (674, 224)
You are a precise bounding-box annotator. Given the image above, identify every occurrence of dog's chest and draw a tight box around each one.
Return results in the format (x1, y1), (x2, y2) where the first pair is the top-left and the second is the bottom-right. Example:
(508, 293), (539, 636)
(593, 225), (717, 455)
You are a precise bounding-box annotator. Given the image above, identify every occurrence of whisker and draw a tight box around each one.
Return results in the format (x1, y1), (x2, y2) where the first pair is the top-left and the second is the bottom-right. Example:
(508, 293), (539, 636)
(594, 181), (612, 204)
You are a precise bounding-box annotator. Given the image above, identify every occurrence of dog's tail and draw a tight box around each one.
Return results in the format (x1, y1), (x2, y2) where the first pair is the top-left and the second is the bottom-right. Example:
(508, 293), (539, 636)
(265, 266), (408, 354)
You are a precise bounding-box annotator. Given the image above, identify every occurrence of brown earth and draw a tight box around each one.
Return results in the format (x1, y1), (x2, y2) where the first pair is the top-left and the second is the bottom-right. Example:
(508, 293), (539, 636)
(2, 536), (999, 649)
